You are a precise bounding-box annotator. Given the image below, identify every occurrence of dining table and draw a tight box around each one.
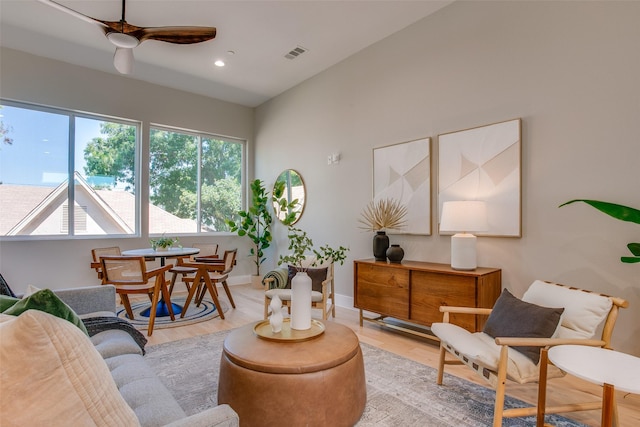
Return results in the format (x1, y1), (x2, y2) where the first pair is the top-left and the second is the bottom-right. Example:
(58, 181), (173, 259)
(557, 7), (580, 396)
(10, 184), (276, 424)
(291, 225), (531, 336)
(121, 246), (200, 317)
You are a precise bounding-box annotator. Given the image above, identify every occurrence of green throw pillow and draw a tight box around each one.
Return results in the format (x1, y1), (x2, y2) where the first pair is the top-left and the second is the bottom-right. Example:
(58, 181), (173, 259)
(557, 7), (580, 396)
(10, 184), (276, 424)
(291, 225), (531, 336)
(3, 289), (88, 335)
(0, 295), (20, 312)
(483, 288), (564, 364)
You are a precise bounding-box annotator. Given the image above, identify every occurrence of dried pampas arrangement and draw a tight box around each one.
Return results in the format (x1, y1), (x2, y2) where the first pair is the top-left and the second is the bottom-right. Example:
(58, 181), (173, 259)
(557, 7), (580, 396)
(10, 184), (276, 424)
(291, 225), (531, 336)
(358, 198), (408, 232)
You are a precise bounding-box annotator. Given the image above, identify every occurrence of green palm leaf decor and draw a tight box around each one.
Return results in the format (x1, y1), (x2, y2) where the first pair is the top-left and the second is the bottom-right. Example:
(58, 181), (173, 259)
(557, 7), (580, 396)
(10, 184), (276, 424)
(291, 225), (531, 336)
(559, 199), (640, 263)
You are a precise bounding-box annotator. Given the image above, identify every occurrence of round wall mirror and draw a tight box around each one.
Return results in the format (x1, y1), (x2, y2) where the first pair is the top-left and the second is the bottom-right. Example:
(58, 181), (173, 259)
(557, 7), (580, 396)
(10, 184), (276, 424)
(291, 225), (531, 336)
(272, 169), (305, 225)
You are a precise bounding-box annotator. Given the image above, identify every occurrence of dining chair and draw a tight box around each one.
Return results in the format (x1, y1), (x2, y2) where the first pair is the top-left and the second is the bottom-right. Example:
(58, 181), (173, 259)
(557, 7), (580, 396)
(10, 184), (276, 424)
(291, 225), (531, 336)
(99, 255), (174, 336)
(180, 248), (237, 317)
(168, 243), (219, 295)
(90, 246), (121, 281)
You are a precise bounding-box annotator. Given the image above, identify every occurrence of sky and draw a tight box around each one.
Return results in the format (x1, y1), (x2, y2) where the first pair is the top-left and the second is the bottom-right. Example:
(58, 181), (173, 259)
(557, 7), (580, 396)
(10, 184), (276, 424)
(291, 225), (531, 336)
(1, 104), (109, 187)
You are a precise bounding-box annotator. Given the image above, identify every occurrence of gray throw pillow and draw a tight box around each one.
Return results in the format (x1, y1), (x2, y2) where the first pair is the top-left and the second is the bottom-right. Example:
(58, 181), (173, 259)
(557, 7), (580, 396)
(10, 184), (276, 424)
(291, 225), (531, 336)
(483, 289), (564, 364)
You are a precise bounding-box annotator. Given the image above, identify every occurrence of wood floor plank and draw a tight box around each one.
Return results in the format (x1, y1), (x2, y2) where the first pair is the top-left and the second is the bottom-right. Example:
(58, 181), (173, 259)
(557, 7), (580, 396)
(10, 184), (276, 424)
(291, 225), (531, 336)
(128, 284), (639, 427)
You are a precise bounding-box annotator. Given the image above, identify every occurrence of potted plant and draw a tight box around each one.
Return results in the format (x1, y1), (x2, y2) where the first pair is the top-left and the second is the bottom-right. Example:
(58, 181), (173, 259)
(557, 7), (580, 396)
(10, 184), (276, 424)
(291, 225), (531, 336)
(226, 179), (273, 276)
(226, 179), (301, 279)
(150, 234), (180, 251)
(358, 198), (407, 261)
(559, 199), (640, 263)
(278, 226), (349, 271)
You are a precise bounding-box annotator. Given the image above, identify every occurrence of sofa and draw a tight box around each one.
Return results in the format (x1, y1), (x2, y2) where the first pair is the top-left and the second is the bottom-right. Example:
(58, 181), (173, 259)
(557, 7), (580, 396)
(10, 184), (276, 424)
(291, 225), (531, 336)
(0, 285), (238, 427)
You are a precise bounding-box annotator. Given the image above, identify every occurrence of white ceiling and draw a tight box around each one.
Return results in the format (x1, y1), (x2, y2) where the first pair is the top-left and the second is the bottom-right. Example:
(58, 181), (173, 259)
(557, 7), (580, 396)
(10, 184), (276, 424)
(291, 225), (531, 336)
(0, 0), (452, 107)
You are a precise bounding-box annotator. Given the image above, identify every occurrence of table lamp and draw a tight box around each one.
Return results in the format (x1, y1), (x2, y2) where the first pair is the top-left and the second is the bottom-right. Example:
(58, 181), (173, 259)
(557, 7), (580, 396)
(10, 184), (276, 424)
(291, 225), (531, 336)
(439, 201), (488, 270)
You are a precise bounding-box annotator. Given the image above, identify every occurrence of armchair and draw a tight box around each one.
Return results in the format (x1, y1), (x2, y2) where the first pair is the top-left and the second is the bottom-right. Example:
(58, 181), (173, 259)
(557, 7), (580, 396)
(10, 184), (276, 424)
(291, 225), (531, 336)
(263, 262), (335, 321)
(431, 280), (628, 427)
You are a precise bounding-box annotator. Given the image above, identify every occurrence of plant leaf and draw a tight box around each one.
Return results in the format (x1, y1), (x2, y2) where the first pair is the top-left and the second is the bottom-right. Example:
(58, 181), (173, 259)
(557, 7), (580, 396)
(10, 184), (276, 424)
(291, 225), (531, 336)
(621, 256), (640, 263)
(559, 200), (640, 225)
(627, 243), (640, 256)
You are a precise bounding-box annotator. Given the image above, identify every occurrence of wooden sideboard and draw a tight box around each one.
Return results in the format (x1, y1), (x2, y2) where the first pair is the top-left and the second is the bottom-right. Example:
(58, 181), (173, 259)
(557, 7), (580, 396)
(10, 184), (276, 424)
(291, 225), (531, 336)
(353, 259), (501, 340)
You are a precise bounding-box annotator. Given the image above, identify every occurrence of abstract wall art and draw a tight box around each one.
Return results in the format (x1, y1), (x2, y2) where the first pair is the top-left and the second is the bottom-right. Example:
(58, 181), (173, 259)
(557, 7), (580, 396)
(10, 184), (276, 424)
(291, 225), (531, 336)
(438, 118), (522, 237)
(373, 137), (431, 235)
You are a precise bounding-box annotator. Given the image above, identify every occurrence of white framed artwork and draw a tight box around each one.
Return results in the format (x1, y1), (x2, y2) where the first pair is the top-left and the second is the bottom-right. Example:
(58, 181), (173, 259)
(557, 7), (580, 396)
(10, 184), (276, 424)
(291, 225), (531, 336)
(438, 118), (522, 237)
(373, 137), (431, 235)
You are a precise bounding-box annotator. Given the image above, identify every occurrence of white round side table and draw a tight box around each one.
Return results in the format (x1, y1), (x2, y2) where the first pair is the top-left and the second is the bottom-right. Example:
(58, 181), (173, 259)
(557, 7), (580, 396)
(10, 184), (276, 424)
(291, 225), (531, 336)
(548, 345), (640, 426)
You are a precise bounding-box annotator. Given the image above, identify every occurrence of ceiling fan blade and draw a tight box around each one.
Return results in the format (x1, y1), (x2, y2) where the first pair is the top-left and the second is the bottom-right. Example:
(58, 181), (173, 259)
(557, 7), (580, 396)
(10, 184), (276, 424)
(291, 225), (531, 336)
(136, 26), (217, 44)
(37, 0), (107, 28)
(113, 47), (134, 74)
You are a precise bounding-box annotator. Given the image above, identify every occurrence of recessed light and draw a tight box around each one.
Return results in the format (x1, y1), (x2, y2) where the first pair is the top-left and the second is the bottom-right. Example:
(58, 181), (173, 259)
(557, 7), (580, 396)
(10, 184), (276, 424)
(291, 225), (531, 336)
(214, 60), (225, 67)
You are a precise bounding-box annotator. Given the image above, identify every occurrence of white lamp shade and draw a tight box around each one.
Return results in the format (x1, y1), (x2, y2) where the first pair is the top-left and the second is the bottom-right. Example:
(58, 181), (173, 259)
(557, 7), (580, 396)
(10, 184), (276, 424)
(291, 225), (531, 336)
(440, 201), (489, 233)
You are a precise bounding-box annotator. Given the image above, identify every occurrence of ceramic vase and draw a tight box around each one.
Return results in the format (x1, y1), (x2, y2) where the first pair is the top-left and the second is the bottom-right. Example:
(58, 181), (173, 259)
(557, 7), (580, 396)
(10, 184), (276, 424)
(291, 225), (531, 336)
(386, 244), (404, 263)
(373, 231), (389, 261)
(290, 271), (312, 330)
(269, 295), (283, 333)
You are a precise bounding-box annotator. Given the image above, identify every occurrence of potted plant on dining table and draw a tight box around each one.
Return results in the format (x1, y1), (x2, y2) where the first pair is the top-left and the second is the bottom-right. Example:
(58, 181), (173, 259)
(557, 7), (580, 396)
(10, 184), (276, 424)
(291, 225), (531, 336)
(150, 234), (180, 251)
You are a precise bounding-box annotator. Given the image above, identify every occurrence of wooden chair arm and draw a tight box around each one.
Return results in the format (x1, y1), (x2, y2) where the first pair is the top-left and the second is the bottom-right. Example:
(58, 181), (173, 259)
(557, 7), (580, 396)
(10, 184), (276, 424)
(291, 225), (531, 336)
(263, 277), (275, 289)
(494, 337), (606, 348)
(320, 279), (331, 293)
(147, 264), (174, 277)
(180, 261), (225, 272)
(90, 262), (101, 270)
(193, 255), (221, 263)
(439, 306), (493, 316)
(173, 255), (192, 265)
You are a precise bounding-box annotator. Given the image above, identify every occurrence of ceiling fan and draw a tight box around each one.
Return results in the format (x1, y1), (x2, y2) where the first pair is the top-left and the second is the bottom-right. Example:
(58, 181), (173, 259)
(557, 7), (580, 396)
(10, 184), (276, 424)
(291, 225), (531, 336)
(38, 0), (217, 74)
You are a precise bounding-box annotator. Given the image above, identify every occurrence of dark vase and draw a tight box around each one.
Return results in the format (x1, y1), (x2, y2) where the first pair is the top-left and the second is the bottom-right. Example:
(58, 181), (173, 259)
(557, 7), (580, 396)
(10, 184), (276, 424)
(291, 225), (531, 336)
(386, 244), (404, 263)
(373, 231), (389, 261)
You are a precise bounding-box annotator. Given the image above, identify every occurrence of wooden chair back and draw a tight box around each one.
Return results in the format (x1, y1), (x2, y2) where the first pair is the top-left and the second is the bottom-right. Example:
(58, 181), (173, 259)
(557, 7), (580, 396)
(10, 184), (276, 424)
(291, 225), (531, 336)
(100, 256), (148, 286)
(220, 248), (237, 274)
(193, 243), (218, 257)
(91, 246), (121, 279)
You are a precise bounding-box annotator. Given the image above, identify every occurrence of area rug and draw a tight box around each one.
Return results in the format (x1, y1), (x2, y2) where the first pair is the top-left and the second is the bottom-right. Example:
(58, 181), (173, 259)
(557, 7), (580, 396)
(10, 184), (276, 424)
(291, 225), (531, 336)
(144, 328), (587, 427)
(116, 297), (228, 330)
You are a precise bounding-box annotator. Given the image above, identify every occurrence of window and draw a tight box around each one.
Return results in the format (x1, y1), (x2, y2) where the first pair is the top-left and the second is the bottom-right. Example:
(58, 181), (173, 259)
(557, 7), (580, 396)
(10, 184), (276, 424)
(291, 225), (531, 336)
(149, 126), (243, 234)
(0, 101), (139, 238)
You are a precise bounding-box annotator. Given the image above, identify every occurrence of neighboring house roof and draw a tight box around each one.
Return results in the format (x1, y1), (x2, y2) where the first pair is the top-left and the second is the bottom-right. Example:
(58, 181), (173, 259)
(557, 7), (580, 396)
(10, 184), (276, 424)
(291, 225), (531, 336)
(0, 174), (198, 235)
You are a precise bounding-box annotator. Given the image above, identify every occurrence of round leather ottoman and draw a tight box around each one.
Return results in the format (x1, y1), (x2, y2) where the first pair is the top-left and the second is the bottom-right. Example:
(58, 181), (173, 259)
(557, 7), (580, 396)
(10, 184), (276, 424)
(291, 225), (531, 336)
(218, 321), (366, 427)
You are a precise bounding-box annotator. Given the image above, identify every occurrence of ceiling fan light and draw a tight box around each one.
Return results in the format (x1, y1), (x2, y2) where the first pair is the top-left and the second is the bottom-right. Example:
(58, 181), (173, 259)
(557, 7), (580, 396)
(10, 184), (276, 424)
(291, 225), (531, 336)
(113, 48), (134, 74)
(107, 32), (139, 49)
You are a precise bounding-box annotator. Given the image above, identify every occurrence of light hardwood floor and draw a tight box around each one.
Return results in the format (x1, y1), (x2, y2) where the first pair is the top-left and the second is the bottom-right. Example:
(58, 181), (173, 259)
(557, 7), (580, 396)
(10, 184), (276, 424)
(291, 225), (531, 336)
(133, 283), (639, 427)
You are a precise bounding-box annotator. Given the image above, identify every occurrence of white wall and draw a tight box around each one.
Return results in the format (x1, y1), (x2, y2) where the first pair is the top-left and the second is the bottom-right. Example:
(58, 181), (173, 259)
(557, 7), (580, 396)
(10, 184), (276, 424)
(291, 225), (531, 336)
(254, 1), (640, 355)
(0, 48), (256, 288)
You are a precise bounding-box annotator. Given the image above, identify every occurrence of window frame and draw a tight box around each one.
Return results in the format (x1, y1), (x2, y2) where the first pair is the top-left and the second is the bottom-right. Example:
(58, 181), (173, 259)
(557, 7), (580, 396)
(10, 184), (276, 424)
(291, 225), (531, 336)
(0, 99), (142, 241)
(148, 123), (246, 236)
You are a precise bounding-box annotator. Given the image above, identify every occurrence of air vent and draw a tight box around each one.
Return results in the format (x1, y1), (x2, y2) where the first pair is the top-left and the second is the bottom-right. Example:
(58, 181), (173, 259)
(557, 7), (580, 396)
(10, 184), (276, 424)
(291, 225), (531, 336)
(284, 46), (308, 60)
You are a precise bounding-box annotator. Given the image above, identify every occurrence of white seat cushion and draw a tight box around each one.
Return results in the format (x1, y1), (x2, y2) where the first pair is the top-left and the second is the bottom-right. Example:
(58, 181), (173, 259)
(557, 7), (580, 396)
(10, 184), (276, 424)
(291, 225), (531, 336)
(265, 288), (324, 302)
(432, 322), (562, 384)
